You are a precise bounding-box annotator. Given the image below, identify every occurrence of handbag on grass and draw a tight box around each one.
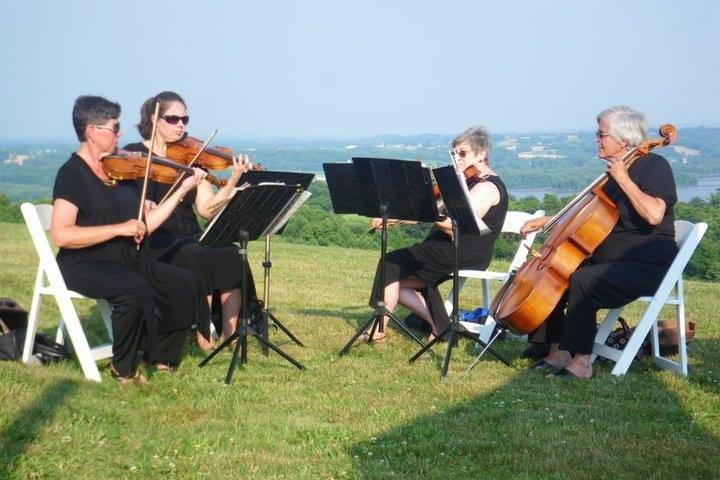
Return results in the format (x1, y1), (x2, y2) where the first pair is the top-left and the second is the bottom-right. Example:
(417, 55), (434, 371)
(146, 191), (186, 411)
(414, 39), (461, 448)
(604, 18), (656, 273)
(604, 316), (697, 360)
(0, 319), (22, 361)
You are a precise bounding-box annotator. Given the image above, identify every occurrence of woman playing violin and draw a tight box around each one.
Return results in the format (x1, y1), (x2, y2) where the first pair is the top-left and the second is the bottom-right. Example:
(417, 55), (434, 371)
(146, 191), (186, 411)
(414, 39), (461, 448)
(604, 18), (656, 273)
(51, 96), (208, 383)
(522, 105), (678, 379)
(123, 91), (258, 349)
(366, 126), (508, 341)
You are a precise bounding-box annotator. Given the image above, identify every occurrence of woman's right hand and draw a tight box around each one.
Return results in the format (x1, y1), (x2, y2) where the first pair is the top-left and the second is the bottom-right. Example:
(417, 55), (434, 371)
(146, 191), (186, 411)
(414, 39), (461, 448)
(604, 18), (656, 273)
(519, 216), (549, 238)
(117, 219), (147, 244)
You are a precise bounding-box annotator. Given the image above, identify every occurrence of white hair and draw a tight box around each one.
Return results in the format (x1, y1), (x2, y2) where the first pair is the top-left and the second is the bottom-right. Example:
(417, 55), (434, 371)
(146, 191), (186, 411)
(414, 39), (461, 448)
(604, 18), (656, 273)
(452, 125), (492, 160)
(597, 105), (648, 147)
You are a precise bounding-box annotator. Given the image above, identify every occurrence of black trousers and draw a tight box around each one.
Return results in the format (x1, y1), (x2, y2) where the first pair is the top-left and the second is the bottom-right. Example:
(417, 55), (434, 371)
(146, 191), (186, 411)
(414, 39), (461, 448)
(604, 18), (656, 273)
(545, 259), (668, 354)
(60, 256), (205, 376)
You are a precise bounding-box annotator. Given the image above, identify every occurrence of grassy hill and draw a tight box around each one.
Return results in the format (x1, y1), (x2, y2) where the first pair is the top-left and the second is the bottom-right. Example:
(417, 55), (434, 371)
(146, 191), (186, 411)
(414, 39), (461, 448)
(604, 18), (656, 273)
(0, 222), (719, 479)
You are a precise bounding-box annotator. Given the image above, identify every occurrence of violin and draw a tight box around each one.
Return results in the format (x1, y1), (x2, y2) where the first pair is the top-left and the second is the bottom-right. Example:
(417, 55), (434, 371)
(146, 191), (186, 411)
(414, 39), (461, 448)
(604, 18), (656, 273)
(101, 152), (227, 188)
(166, 135), (265, 172)
(431, 164), (480, 199)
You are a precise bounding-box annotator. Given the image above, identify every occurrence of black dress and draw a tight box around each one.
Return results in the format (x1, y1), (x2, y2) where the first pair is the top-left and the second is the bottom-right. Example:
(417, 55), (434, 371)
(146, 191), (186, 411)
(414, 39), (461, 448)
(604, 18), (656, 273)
(544, 152), (678, 354)
(53, 154), (208, 375)
(123, 143), (258, 336)
(370, 174), (509, 332)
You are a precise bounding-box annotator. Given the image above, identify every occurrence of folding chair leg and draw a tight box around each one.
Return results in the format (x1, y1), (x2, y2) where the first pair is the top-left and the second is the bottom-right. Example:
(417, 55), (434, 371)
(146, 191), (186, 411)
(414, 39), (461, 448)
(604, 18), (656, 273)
(55, 321), (66, 345)
(675, 282), (688, 376)
(22, 266), (44, 364)
(55, 295), (102, 382)
(444, 277), (467, 314)
(610, 303), (664, 376)
(591, 307), (623, 363)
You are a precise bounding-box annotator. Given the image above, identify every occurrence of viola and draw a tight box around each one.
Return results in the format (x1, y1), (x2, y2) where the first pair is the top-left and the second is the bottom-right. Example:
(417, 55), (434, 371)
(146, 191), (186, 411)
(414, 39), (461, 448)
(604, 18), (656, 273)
(101, 152), (226, 188)
(490, 124), (678, 334)
(166, 135), (233, 170)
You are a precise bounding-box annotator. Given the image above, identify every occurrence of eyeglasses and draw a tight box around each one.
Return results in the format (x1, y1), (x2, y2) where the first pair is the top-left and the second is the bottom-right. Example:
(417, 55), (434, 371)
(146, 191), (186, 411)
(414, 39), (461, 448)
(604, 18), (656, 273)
(95, 123), (121, 135)
(595, 130), (611, 139)
(161, 115), (190, 126)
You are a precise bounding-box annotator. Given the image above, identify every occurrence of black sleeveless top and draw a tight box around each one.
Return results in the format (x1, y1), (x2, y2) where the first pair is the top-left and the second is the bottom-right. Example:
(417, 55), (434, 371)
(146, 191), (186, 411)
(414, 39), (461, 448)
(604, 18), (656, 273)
(424, 174), (509, 270)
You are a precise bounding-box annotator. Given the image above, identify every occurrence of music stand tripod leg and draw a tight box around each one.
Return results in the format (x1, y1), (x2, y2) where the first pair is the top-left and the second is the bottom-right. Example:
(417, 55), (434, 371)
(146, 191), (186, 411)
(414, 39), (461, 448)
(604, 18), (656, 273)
(339, 310), (382, 356)
(261, 235), (305, 348)
(460, 327), (514, 368)
(266, 310), (305, 347)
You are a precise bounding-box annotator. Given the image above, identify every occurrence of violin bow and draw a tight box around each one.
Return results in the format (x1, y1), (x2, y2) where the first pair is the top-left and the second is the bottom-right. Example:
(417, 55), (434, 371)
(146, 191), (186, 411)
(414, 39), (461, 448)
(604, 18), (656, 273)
(136, 101), (161, 250)
(158, 129), (218, 206)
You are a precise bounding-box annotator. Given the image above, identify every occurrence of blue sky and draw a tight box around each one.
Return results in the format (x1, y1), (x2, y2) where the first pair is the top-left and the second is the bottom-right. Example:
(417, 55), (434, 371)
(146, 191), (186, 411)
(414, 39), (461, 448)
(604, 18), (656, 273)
(1, 0), (718, 141)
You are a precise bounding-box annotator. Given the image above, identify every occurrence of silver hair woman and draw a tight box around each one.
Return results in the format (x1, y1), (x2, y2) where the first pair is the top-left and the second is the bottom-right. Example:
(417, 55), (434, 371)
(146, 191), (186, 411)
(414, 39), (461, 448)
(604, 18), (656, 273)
(520, 105), (679, 379)
(452, 126), (492, 161)
(365, 125), (509, 342)
(597, 105), (648, 148)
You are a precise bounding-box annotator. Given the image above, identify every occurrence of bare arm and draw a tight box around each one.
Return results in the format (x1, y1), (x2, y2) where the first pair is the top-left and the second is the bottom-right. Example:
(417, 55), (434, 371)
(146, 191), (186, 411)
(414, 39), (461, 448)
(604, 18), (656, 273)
(51, 198), (145, 248)
(144, 168), (207, 234)
(196, 155), (252, 220)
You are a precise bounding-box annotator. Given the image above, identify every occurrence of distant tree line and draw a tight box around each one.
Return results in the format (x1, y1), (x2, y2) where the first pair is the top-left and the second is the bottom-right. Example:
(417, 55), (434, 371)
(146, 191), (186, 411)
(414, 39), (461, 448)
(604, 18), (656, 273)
(1, 188), (717, 281)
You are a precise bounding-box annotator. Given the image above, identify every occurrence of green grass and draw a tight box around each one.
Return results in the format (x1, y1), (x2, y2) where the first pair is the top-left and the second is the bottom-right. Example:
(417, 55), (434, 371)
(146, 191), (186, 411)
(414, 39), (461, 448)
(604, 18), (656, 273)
(0, 222), (719, 479)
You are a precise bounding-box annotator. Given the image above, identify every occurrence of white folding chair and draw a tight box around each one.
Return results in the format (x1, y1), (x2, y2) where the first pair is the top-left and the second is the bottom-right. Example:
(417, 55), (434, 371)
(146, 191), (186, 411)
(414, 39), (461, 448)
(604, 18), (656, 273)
(446, 209), (545, 343)
(21, 203), (114, 382)
(592, 220), (708, 376)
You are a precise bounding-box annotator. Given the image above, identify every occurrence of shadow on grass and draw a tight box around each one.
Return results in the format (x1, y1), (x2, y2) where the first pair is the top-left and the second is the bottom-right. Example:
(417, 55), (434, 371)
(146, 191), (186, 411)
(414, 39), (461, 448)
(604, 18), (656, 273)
(349, 350), (720, 479)
(0, 379), (78, 478)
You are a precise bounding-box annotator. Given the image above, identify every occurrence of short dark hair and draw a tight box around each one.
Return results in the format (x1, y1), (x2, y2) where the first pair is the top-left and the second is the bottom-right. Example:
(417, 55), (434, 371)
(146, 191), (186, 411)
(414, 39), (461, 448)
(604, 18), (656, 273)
(137, 91), (187, 140)
(72, 96), (121, 141)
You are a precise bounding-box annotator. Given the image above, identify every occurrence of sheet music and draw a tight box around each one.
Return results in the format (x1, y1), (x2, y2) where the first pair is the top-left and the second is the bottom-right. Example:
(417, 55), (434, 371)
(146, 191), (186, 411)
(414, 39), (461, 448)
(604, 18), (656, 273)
(199, 183), (309, 243)
(199, 184), (252, 242)
(263, 190), (312, 236)
(453, 167), (490, 235)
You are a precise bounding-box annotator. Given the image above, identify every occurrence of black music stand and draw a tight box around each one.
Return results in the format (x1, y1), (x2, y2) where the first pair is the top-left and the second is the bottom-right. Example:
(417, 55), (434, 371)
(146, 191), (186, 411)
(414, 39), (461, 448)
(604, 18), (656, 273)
(198, 184), (307, 384)
(408, 165), (514, 377)
(323, 158), (441, 355)
(243, 171), (315, 352)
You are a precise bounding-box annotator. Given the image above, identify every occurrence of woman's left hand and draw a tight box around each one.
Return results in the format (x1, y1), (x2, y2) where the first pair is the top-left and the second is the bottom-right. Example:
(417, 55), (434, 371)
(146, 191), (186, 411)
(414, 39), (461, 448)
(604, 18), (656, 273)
(231, 154), (253, 179)
(180, 167), (207, 193)
(606, 156), (631, 186)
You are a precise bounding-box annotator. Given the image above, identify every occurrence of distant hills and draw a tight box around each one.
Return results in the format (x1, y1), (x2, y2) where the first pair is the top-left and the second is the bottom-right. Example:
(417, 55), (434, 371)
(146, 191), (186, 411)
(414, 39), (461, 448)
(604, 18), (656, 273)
(1, 126), (718, 203)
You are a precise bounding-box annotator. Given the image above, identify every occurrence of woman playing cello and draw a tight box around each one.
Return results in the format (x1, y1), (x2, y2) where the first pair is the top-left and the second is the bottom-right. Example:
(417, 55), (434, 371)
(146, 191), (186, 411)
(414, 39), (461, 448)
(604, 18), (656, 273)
(523, 105), (678, 379)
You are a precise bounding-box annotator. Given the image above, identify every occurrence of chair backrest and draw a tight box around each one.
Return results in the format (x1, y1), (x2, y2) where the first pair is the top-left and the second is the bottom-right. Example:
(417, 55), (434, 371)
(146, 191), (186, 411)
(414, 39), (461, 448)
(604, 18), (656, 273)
(501, 209), (545, 272)
(652, 220), (708, 299)
(20, 202), (70, 292)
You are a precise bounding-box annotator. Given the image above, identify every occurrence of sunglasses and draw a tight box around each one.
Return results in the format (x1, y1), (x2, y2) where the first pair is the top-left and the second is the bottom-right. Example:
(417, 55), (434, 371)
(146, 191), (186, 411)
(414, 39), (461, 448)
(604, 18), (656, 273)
(95, 122), (121, 135)
(161, 115), (190, 126)
(449, 148), (473, 159)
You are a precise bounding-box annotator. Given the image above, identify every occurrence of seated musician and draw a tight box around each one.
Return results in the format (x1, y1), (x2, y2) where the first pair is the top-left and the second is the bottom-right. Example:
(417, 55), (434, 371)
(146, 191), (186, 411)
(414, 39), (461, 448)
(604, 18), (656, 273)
(123, 91), (259, 349)
(522, 105), (678, 379)
(51, 96), (208, 383)
(366, 126), (509, 341)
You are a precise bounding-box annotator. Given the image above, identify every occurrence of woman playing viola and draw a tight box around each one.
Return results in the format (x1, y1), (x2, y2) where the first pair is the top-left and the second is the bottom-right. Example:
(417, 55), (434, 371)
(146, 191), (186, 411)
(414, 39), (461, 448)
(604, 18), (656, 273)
(123, 91), (259, 349)
(523, 105), (678, 379)
(51, 96), (208, 383)
(367, 126), (509, 341)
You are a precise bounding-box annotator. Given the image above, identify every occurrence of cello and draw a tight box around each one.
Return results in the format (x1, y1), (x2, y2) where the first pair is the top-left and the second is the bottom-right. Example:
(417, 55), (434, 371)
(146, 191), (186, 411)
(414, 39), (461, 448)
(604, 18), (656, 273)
(490, 124), (677, 334)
